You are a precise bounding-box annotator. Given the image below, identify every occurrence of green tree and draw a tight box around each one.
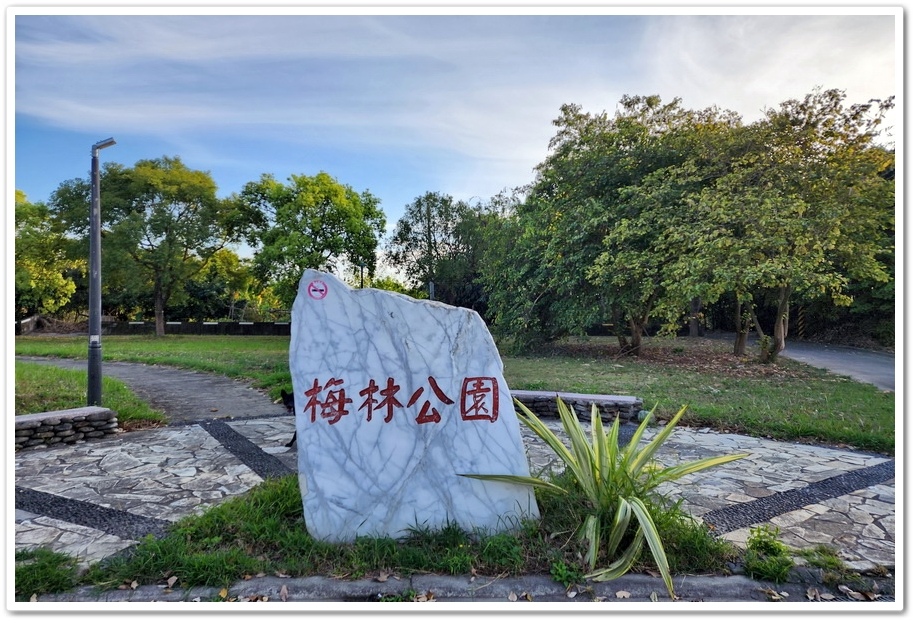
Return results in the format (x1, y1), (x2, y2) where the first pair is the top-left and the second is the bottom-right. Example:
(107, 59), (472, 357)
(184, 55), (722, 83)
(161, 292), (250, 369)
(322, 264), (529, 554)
(795, 183), (894, 348)
(483, 196), (615, 351)
(481, 103), (633, 351)
(233, 172), (385, 308)
(14, 191), (83, 318)
(367, 275), (426, 298)
(166, 249), (260, 322)
(660, 89), (895, 361)
(588, 107), (746, 353)
(48, 156), (232, 335)
(485, 97), (739, 354)
(385, 191), (493, 313)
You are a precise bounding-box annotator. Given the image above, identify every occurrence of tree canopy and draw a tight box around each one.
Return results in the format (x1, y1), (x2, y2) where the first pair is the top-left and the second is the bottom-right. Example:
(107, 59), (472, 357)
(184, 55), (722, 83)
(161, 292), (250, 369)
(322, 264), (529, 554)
(20, 88), (894, 353)
(385, 191), (494, 313)
(48, 156), (232, 335)
(15, 191), (83, 318)
(233, 172), (386, 308)
(657, 89), (895, 360)
(481, 89), (894, 358)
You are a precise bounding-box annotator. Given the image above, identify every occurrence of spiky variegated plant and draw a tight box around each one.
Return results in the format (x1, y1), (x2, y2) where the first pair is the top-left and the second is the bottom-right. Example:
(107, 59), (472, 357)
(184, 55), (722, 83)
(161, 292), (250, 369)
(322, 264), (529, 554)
(463, 397), (748, 600)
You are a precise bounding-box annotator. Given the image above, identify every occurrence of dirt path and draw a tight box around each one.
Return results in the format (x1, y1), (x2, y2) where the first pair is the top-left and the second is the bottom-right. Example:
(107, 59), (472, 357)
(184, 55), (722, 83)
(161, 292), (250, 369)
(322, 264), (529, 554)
(16, 357), (289, 424)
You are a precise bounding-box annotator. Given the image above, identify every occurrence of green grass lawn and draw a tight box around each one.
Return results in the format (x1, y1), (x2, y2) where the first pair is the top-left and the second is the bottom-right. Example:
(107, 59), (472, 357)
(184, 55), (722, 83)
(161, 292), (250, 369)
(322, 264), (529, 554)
(14, 333), (894, 454)
(15, 361), (166, 427)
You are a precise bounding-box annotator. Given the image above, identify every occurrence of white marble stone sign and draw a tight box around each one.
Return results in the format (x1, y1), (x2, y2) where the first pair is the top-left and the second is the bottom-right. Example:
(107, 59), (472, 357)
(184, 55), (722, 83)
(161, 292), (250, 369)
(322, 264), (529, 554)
(289, 269), (538, 542)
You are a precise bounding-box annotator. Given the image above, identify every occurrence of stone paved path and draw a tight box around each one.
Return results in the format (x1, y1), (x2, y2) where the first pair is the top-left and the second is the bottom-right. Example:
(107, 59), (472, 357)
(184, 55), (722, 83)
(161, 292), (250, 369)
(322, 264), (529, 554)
(14, 358), (895, 577)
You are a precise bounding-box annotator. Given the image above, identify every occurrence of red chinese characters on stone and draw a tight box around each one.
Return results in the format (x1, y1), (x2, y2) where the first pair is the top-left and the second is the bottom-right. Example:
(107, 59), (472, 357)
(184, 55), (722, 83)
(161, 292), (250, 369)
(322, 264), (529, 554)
(303, 377), (353, 425)
(460, 377), (499, 422)
(301, 375), (498, 425)
(407, 376), (456, 424)
(378, 378), (404, 423)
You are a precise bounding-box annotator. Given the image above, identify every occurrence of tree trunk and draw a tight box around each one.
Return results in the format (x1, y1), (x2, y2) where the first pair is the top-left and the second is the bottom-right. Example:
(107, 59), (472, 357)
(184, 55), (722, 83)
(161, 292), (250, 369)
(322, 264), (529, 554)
(733, 331), (748, 357)
(154, 290), (167, 337)
(749, 287), (791, 364)
(607, 309), (629, 349)
(628, 317), (644, 357)
(771, 286), (791, 360)
(688, 297), (702, 338)
(733, 300), (748, 356)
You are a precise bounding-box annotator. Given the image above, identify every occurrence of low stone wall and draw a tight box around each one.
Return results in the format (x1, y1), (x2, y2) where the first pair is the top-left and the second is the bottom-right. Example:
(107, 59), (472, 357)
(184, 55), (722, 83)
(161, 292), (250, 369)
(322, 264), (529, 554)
(510, 390), (643, 424)
(15, 406), (119, 452)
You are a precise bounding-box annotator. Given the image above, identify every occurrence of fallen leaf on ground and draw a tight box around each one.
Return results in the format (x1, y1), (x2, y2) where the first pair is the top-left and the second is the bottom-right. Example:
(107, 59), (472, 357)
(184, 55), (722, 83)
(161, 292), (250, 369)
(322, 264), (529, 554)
(508, 591), (517, 602)
(838, 585), (866, 601)
(759, 588), (784, 601)
(616, 590), (631, 599)
(218, 587), (229, 600)
(566, 590), (578, 599)
(280, 584), (289, 602)
(376, 572), (389, 582)
(166, 576), (178, 588)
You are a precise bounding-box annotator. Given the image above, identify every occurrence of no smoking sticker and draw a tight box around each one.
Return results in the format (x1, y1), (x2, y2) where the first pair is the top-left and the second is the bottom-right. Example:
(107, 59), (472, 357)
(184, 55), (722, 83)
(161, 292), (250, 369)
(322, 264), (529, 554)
(307, 280), (329, 300)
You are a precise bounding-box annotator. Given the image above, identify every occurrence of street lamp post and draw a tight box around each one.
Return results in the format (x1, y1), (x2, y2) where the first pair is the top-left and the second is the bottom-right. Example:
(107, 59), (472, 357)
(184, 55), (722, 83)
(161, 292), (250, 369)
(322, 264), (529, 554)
(87, 137), (116, 406)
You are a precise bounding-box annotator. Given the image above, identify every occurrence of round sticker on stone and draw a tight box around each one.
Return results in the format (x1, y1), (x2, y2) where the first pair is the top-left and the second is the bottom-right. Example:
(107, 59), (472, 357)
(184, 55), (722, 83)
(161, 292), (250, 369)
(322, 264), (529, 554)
(307, 280), (328, 300)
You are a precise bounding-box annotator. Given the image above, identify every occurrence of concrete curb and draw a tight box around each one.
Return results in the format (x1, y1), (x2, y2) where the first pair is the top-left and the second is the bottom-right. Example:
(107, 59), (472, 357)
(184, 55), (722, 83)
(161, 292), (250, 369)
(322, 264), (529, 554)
(23, 569), (897, 605)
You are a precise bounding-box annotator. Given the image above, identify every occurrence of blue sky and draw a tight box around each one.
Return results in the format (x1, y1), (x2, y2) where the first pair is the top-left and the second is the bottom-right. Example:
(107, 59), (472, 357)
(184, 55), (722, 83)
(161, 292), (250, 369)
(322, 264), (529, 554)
(10, 5), (901, 254)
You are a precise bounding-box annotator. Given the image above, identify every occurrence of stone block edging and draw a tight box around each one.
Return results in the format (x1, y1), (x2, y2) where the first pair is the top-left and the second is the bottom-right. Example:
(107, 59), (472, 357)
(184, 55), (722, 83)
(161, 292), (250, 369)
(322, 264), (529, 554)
(15, 406), (119, 451)
(510, 390), (642, 423)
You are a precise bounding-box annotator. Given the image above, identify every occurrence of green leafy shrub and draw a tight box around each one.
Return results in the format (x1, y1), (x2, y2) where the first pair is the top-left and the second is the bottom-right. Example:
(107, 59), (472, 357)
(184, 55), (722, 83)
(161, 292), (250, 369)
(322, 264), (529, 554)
(550, 559), (584, 588)
(463, 398), (748, 600)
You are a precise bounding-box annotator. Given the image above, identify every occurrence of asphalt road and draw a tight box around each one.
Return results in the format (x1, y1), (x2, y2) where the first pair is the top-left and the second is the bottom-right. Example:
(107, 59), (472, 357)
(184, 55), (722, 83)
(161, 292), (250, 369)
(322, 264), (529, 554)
(705, 332), (895, 392)
(781, 340), (896, 392)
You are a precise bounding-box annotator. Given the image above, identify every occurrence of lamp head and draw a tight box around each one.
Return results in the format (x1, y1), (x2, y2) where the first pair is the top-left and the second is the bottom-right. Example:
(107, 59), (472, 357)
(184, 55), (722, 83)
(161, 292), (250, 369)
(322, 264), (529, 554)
(92, 137), (116, 152)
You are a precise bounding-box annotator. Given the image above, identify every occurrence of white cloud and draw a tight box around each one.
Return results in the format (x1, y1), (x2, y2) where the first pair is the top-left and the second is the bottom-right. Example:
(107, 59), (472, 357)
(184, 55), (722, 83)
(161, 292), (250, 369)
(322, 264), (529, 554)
(639, 15), (896, 125)
(13, 11), (899, 213)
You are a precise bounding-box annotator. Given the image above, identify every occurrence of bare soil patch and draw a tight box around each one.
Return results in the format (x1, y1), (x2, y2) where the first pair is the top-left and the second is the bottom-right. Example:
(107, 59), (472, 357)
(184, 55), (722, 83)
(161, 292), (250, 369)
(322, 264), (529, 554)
(537, 337), (820, 382)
